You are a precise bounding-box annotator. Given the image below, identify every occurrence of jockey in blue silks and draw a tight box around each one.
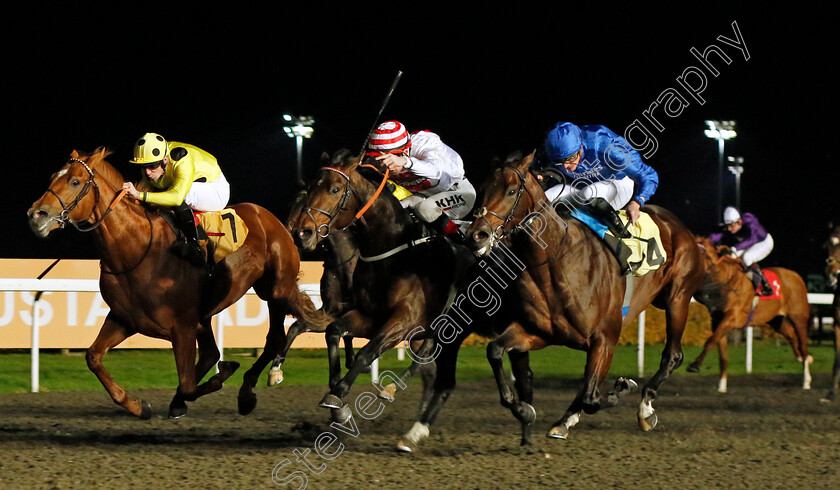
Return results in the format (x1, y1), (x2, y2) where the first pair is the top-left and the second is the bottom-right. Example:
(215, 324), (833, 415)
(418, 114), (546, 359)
(541, 122), (659, 240)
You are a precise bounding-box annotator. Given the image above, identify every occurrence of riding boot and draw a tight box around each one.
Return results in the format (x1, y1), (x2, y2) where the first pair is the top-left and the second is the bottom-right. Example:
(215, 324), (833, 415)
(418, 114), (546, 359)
(746, 262), (773, 295)
(172, 202), (205, 267)
(588, 198), (631, 239)
(430, 214), (466, 244)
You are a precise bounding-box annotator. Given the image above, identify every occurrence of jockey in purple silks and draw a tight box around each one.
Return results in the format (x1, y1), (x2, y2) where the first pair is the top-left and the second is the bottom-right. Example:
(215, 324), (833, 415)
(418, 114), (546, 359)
(710, 206), (774, 295)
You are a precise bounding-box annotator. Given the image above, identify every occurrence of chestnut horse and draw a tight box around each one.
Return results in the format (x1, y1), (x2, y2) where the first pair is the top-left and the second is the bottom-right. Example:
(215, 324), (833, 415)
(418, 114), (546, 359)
(416, 151), (705, 444)
(27, 148), (331, 419)
(287, 150), (464, 424)
(823, 224), (840, 401)
(689, 237), (812, 392)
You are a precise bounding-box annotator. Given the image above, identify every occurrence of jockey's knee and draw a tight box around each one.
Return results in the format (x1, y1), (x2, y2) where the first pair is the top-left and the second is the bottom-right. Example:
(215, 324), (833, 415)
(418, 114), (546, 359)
(414, 199), (443, 223)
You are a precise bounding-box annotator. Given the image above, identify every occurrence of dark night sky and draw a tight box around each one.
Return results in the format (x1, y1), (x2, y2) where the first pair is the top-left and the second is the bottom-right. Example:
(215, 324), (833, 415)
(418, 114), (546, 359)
(3, 6), (835, 284)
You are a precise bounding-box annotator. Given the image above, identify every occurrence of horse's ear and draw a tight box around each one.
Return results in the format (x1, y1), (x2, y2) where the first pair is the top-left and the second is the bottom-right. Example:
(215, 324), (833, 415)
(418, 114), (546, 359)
(521, 150), (537, 169)
(320, 152), (331, 166)
(516, 150), (536, 171)
(70, 149), (81, 160)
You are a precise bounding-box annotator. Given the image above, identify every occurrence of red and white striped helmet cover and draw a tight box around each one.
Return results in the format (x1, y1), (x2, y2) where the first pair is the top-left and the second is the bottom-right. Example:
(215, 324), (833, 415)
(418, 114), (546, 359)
(367, 121), (412, 153)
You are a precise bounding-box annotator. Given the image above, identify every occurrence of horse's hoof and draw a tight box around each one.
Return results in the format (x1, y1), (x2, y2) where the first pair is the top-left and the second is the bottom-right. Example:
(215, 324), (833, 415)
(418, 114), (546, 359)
(546, 425), (569, 440)
(217, 361), (240, 381)
(330, 404), (353, 424)
(238, 393), (257, 415)
(617, 377), (638, 393)
(518, 402), (537, 425)
(319, 393), (343, 409)
(638, 412), (658, 432)
(686, 364), (700, 373)
(139, 400), (152, 420)
(168, 403), (188, 419)
(378, 383), (397, 401)
(267, 367), (284, 387)
(819, 392), (836, 404)
(395, 438), (415, 453)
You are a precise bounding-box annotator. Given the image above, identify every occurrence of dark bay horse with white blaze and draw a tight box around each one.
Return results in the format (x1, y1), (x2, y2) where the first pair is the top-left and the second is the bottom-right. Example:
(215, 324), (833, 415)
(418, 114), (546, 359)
(691, 237), (812, 393)
(27, 148), (331, 418)
(452, 152), (705, 440)
(287, 150), (463, 423)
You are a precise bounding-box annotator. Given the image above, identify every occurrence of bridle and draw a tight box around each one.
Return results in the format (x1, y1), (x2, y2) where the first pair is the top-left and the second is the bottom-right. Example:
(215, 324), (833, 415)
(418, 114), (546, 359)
(45, 158), (125, 232)
(44, 156), (150, 275)
(473, 166), (530, 240)
(472, 165), (569, 267)
(299, 163), (389, 238)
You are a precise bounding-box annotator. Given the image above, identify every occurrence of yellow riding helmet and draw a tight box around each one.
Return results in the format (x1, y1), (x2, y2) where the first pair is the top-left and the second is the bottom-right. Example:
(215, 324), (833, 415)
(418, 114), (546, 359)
(130, 132), (168, 165)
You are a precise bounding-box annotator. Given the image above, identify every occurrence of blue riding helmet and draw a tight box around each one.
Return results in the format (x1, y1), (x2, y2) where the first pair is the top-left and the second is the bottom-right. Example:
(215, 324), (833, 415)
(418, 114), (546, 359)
(545, 122), (583, 161)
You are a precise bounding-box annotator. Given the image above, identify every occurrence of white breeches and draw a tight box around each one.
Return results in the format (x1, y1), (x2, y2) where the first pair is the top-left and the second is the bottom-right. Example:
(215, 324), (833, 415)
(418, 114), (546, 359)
(400, 179), (476, 222)
(185, 172), (230, 212)
(735, 233), (774, 266)
(545, 175), (635, 211)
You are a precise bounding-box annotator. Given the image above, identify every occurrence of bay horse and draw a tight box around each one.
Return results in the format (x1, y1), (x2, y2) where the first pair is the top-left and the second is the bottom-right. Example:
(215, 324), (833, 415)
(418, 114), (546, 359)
(690, 237), (812, 393)
(27, 147), (331, 419)
(270, 179), (437, 398)
(823, 224), (840, 401)
(287, 150), (464, 423)
(400, 151), (706, 446)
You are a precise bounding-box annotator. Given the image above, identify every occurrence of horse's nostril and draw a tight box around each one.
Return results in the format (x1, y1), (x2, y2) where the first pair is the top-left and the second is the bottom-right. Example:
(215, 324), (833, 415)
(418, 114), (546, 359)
(474, 231), (489, 241)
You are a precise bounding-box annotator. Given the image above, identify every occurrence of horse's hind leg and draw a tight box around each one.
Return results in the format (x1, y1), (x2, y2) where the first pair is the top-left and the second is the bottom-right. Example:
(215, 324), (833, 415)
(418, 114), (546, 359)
(824, 323), (840, 402)
(716, 334), (730, 393)
(397, 337), (465, 453)
(169, 318), (226, 418)
(86, 314), (151, 419)
(239, 299), (289, 415)
(771, 314), (813, 390)
(267, 318), (308, 387)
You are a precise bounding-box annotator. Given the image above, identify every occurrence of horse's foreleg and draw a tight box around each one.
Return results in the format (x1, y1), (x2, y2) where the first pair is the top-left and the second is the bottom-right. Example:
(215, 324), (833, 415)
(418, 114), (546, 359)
(486, 341), (537, 432)
(378, 337), (434, 401)
(343, 335), (356, 370)
(170, 318), (223, 417)
(687, 311), (729, 373)
(239, 301), (288, 415)
(85, 314), (150, 419)
(639, 294), (690, 432)
(508, 350), (536, 446)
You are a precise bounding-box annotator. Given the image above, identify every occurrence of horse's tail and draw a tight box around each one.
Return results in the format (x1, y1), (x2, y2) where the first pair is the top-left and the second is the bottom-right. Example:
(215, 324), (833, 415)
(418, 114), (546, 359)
(288, 285), (334, 332)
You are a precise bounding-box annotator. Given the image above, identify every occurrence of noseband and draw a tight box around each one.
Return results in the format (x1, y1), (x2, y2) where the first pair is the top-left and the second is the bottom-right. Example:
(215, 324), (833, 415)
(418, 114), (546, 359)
(300, 164), (390, 238)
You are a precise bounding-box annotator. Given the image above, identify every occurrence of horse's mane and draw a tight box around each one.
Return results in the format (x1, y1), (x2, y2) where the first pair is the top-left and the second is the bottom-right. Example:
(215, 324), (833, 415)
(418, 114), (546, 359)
(83, 148), (126, 192)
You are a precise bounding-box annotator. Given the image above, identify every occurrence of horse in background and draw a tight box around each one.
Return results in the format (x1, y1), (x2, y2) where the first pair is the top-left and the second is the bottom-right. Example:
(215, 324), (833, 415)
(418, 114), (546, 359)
(27, 148), (330, 419)
(823, 224), (840, 401)
(691, 236), (812, 393)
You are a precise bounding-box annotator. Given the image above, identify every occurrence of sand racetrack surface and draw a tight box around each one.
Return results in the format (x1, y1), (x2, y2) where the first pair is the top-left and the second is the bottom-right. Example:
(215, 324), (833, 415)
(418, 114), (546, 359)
(1, 372), (838, 489)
